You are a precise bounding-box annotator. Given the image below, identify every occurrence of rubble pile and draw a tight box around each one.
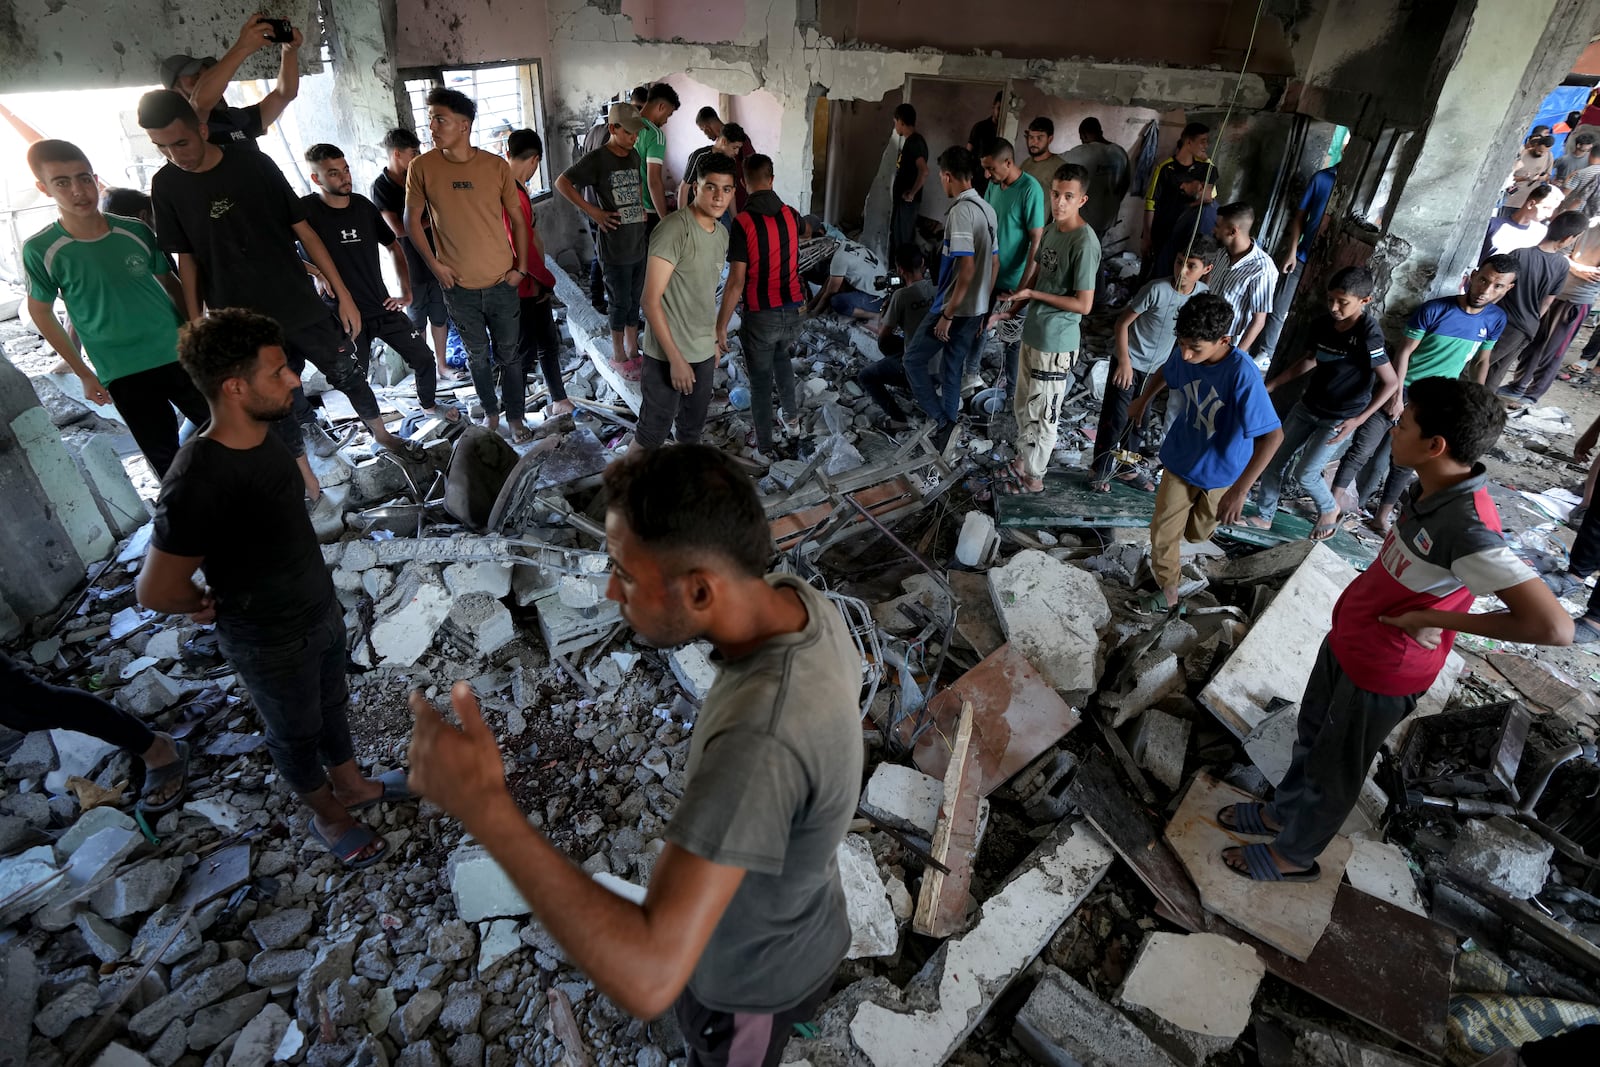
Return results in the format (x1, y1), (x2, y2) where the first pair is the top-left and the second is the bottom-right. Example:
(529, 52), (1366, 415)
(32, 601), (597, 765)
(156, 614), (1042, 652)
(4, 282), (1600, 1067)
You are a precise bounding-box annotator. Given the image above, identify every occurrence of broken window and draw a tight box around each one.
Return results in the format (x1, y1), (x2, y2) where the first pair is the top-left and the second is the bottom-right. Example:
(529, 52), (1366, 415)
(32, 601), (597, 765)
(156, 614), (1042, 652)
(401, 61), (551, 196)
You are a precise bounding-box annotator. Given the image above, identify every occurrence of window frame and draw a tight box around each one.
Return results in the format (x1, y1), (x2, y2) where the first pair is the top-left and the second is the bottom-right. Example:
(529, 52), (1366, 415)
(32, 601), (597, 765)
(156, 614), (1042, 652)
(399, 59), (552, 201)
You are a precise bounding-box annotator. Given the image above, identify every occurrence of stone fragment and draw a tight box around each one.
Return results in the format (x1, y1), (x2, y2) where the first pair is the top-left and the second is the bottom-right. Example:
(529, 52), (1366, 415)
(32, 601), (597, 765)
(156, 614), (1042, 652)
(1127, 706), (1191, 791)
(35, 981), (99, 1038)
(146, 1020), (188, 1067)
(837, 834), (898, 959)
(1344, 839), (1427, 917)
(116, 669), (182, 717)
(442, 561), (512, 599)
(859, 762), (992, 839)
(476, 918), (522, 976)
(130, 902), (203, 965)
(1103, 650), (1186, 728)
(188, 989), (270, 1050)
(438, 987), (483, 1033)
(76, 910), (132, 962)
(1014, 966), (1181, 1067)
(227, 1002), (290, 1067)
(445, 591), (516, 657)
(987, 550), (1109, 697)
(363, 564), (452, 668)
(668, 642), (718, 701)
(1448, 816), (1553, 900)
(90, 857), (182, 919)
(1119, 932), (1265, 1039)
(390, 988), (444, 1044)
(57, 804), (136, 856)
(247, 946), (313, 988)
(249, 906), (313, 950)
(91, 1044), (155, 1067)
(428, 919), (476, 962)
(366, 986), (398, 1037)
(44, 729), (120, 795)
(6, 732), (55, 779)
(294, 940), (356, 1030)
(449, 844), (532, 922)
(128, 958), (247, 1041)
(0, 945), (38, 1066)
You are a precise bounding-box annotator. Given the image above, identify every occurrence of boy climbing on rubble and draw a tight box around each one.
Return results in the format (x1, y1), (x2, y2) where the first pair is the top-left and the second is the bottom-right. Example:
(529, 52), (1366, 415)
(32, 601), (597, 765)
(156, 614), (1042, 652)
(1127, 293), (1284, 611)
(1219, 378), (1572, 882)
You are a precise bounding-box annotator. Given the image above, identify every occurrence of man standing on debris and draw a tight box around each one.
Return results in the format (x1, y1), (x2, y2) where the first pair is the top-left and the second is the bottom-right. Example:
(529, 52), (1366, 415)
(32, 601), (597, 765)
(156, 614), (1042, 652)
(503, 129), (573, 418)
(139, 309), (409, 869)
(1061, 116), (1132, 237)
(890, 104), (929, 253)
(1019, 116), (1065, 190)
(1219, 378), (1572, 881)
(1211, 202), (1280, 354)
(371, 128), (458, 386)
(635, 153), (736, 449)
(717, 153), (807, 460)
(300, 143), (463, 428)
(408, 444), (863, 1060)
(406, 88), (534, 443)
(558, 103), (651, 383)
(903, 146), (1000, 453)
(638, 83), (682, 227)
(1142, 122), (1216, 270)
(980, 138), (1048, 396)
(23, 139), (210, 479)
(1127, 293), (1283, 611)
(1001, 163), (1099, 495)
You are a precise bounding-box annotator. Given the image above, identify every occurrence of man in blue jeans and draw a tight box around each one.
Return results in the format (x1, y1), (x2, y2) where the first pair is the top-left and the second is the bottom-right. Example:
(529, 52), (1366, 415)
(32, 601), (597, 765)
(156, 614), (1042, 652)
(904, 146), (999, 451)
(1251, 267), (1395, 538)
(139, 310), (407, 869)
(405, 88), (532, 442)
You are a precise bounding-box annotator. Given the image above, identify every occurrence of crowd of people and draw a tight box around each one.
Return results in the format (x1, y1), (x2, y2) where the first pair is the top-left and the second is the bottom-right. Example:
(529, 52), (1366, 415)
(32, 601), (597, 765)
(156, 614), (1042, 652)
(6, 24), (1600, 1058)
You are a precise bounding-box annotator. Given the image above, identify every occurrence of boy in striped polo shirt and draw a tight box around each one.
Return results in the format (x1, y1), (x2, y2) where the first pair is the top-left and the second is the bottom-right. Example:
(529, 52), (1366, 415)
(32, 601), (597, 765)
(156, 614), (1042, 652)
(1211, 201), (1280, 353)
(24, 139), (209, 477)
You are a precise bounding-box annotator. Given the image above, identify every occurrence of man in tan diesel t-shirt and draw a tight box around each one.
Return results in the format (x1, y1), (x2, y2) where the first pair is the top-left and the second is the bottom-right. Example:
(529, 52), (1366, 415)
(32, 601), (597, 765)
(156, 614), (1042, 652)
(405, 88), (534, 441)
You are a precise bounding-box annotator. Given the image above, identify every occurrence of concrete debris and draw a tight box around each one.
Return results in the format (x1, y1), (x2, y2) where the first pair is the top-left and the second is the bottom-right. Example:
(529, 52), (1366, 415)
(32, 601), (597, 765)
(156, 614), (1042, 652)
(76, 910), (133, 961)
(116, 667), (183, 717)
(1103, 649), (1186, 728)
(362, 563), (453, 668)
(445, 592), (517, 657)
(1119, 932), (1265, 1040)
(5, 731), (55, 779)
(89, 856), (182, 919)
(838, 833), (900, 959)
(859, 762), (991, 841)
(1447, 816), (1553, 900)
(988, 550), (1110, 698)
(1344, 839), (1427, 917)
(850, 823), (1113, 1065)
(1014, 966), (1182, 1067)
(1127, 705), (1191, 791)
(227, 1002), (290, 1067)
(668, 642), (718, 701)
(443, 560), (513, 599)
(449, 844), (533, 922)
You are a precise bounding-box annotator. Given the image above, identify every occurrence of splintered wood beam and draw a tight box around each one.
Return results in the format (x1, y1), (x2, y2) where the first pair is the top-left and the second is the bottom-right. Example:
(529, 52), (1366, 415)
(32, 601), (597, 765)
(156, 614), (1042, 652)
(914, 699), (983, 938)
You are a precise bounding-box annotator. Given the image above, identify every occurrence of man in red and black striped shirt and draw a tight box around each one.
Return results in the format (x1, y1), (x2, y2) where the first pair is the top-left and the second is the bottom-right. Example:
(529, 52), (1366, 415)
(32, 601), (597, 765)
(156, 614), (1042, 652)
(717, 154), (811, 457)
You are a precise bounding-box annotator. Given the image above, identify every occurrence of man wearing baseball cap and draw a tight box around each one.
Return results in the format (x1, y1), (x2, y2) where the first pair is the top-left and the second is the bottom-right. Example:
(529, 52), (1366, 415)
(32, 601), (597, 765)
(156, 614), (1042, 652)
(160, 12), (303, 150)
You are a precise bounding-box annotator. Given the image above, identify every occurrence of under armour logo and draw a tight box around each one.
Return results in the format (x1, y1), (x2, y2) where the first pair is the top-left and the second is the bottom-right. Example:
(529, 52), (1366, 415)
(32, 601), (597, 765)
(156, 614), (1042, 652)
(341, 229), (359, 241)
(1183, 381), (1225, 437)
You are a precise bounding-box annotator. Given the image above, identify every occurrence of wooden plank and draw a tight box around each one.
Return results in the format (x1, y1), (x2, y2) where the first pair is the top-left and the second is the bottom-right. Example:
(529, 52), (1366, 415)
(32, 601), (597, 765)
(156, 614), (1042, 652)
(1164, 772), (1352, 962)
(914, 700), (981, 938)
(1066, 757), (1206, 931)
(1160, 884), (1455, 1057)
(905, 644), (1081, 797)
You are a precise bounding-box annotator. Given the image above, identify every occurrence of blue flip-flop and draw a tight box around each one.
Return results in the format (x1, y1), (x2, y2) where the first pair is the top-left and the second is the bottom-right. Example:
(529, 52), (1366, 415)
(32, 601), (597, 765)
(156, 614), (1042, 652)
(346, 768), (416, 812)
(309, 820), (390, 869)
(1217, 802), (1275, 836)
(1224, 842), (1320, 883)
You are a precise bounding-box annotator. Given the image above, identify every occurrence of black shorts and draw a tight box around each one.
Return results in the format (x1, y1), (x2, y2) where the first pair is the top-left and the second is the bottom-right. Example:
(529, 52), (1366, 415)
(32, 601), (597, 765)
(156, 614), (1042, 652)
(673, 974), (832, 1067)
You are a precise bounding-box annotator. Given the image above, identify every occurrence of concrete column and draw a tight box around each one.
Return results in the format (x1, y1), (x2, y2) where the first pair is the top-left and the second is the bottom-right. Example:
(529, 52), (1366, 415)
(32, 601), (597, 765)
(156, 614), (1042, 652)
(301, 0), (401, 182)
(1384, 0), (1600, 309)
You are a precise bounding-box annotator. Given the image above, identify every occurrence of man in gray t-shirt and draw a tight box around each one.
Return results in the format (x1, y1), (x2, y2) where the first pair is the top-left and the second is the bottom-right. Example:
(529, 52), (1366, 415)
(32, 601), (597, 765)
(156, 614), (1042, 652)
(407, 445), (863, 1064)
(903, 146), (999, 448)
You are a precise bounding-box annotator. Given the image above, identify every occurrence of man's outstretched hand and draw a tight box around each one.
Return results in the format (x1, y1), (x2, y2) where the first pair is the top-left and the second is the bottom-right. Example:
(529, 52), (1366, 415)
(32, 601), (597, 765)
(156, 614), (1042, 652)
(408, 681), (510, 827)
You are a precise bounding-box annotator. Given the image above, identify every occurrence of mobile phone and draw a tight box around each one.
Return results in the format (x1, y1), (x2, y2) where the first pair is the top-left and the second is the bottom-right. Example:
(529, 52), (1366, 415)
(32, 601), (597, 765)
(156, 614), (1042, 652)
(261, 17), (295, 43)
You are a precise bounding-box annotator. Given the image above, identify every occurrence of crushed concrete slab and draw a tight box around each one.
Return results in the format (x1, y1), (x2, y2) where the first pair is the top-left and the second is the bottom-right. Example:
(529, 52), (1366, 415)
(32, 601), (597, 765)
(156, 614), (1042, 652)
(5, 731), (55, 779)
(443, 560), (513, 599)
(45, 728), (120, 794)
(858, 763), (990, 841)
(1447, 816), (1552, 900)
(90, 856), (183, 919)
(362, 563), (452, 668)
(849, 822), (1113, 1066)
(1103, 650), (1186, 728)
(1128, 706), (1190, 791)
(1119, 932), (1265, 1040)
(1344, 839), (1427, 917)
(838, 834), (899, 959)
(669, 642), (717, 701)
(449, 844), (533, 922)
(1014, 965), (1181, 1067)
(987, 550), (1110, 698)
(228, 1002), (290, 1067)
(116, 668), (183, 717)
(477, 918), (522, 976)
(1199, 541), (1356, 738)
(446, 592), (516, 657)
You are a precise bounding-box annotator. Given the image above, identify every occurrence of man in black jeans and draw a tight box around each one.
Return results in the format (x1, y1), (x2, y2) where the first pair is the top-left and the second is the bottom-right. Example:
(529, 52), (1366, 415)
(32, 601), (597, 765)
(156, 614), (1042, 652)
(505, 129), (574, 417)
(139, 310), (405, 869)
(716, 154), (807, 459)
(0, 652), (189, 814)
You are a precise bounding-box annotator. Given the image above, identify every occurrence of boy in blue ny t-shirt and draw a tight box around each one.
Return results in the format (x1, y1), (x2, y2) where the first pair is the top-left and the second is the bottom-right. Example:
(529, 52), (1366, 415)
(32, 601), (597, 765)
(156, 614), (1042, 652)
(1129, 292), (1283, 608)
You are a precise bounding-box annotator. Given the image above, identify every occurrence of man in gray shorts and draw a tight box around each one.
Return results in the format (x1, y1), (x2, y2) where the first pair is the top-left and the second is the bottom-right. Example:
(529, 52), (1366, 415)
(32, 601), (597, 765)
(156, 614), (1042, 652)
(408, 444), (864, 1065)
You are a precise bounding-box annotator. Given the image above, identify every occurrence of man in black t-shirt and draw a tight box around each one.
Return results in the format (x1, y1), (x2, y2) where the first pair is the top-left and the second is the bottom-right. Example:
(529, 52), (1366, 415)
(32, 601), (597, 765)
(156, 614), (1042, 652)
(139, 310), (405, 871)
(161, 13), (303, 151)
(139, 91), (423, 476)
(371, 128), (456, 384)
(1485, 210), (1587, 391)
(890, 103), (928, 253)
(303, 144), (463, 427)
(1254, 267), (1397, 538)
(966, 91), (1002, 197)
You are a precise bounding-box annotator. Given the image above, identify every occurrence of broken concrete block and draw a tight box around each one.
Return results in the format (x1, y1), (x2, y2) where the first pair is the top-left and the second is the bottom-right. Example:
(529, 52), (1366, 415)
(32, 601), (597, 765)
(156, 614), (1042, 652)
(477, 918), (522, 976)
(443, 560), (513, 599)
(5, 732), (55, 780)
(446, 592), (516, 658)
(116, 668), (183, 717)
(36, 980), (100, 1038)
(1127, 707), (1191, 792)
(143, 628), (181, 663)
(849, 823), (1113, 1066)
(1119, 932), (1264, 1040)
(187, 989), (270, 1049)
(227, 1002), (290, 1067)
(390, 987), (444, 1044)
(90, 856), (183, 919)
(1241, 701), (1300, 786)
(1198, 542), (1356, 738)
(309, 485), (348, 544)
(45, 728), (120, 795)
(837, 834), (898, 959)
(71, 434), (149, 538)
(306, 446), (353, 489)
(77, 910), (133, 962)
(1447, 816), (1552, 900)
(1103, 649), (1186, 728)
(859, 763), (991, 841)
(58, 805), (136, 858)
(90, 1044), (154, 1067)
(669, 642), (717, 701)
(363, 564), (452, 668)
(0, 944), (38, 1067)
(987, 550), (1109, 698)
(1344, 839), (1426, 917)
(249, 907), (313, 951)
(449, 844), (532, 922)
(1014, 966), (1181, 1067)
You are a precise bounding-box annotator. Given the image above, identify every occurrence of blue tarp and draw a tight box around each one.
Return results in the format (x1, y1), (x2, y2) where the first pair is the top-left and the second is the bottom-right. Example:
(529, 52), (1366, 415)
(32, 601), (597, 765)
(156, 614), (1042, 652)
(1528, 85), (1592, 155)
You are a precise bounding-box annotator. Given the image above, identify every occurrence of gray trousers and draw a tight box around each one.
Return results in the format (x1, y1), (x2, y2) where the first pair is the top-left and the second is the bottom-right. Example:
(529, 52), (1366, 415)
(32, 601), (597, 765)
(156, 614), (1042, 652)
(1265, 640), (1418, 867)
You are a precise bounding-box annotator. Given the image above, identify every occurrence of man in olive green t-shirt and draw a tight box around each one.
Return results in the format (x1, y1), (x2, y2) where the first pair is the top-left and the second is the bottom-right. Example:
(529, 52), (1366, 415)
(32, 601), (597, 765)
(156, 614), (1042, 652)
(1007, 162), (1101, 491)
(634, 153), (736, 450)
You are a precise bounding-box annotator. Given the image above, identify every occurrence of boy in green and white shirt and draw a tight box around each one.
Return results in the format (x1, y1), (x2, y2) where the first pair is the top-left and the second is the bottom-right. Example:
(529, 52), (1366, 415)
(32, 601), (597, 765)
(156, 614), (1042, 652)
(23, 139), (208, 477)
(1004, 162), (1100, 493)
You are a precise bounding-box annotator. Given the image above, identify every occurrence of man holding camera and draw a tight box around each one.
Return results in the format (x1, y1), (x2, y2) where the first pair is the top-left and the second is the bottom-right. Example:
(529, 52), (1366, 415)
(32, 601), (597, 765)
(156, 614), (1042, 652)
(160, 12), (303, 151)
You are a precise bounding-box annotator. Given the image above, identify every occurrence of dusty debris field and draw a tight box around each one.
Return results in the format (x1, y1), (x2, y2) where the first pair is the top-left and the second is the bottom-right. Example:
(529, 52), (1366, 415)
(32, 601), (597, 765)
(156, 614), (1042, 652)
(2, 295), (1599, 1067)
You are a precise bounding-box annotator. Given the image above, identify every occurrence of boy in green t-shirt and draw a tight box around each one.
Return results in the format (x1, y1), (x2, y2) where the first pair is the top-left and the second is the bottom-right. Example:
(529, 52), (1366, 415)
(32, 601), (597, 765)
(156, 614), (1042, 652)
(23, 139), (207, 477)
(1001, 162), (1100, 493)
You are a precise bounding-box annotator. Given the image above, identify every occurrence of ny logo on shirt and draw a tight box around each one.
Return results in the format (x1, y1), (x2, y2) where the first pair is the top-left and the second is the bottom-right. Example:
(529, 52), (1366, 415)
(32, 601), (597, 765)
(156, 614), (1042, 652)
(1183, 381), (1224, 437)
